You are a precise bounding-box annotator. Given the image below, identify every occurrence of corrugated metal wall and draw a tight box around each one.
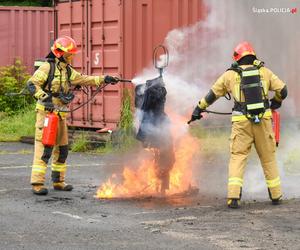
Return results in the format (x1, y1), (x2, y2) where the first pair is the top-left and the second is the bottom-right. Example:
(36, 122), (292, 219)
(0, 6), (54, 72)
(122, 0), (206, 79)
(55, 0), (205, 129)
(55, 0), (123, 129)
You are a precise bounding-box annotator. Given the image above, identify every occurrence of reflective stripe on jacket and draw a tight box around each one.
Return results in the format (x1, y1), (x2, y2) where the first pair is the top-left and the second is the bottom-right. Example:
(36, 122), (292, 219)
(29, 58), (105, 107)
(198, 65), (286, 122)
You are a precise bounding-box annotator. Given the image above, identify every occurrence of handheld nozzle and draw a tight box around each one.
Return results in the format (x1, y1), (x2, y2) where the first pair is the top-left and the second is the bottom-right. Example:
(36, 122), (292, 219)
(187, 114), (203, 124)
(117, 78), (132, 83)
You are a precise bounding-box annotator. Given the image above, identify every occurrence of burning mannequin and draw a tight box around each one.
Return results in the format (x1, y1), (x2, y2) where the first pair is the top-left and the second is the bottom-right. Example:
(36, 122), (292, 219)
(135, 76), (175, 195)
(96, 45), (199, 199)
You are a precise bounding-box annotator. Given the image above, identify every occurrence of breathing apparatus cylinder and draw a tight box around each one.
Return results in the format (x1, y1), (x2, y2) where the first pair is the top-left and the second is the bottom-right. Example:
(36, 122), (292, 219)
(272, 110), (280, 147)
(42, 112), (59, 147)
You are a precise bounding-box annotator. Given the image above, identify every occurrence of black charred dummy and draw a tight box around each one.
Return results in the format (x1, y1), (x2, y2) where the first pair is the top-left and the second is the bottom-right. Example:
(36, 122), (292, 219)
(135, 76), (175, 193)
(136, 76), (168, 145)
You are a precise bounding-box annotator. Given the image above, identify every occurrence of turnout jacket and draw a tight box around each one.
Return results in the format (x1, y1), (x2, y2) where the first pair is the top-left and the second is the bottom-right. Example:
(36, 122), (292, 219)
(198, 65), (287, 121)
(29, 58), (105, 107)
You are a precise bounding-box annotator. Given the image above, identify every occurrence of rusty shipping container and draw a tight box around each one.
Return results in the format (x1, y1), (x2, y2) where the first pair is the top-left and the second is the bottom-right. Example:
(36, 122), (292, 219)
(0, 6), (54, 72)
(55, 0), (206, 129)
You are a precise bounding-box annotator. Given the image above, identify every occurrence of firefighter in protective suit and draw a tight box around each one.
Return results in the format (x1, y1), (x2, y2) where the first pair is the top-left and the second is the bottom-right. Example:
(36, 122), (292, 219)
(190, 41), (287, 208)
(27, 36), (119, 195)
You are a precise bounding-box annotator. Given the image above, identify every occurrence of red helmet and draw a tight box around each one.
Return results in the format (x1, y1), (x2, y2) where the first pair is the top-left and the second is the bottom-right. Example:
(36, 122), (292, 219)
(51, 36), (78, 58)
(233, 41), (256, 61)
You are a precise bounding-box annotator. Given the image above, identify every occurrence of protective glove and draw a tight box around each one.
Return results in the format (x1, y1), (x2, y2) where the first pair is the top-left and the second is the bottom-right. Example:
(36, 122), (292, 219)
(188, 106), (205, 124)
(34, 89), (49, 101)
(44, 102), (55, 112)
(270, 98), (282, 110)
(104, 75), (119, 85)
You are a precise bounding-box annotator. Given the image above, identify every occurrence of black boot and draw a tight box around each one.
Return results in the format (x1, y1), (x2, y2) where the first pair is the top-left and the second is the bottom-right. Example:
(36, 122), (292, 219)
(268, 189), (282, 205)
(227, 198), (240, 209)
(271, 198), (282, 205)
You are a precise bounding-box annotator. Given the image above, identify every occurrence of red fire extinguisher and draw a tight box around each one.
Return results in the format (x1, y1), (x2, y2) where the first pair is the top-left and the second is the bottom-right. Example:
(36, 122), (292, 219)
(272, 110), (280, 147)
(42, 112), (59, 147)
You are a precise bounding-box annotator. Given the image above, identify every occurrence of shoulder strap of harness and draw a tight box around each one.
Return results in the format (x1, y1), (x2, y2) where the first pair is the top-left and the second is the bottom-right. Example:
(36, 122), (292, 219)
(42, 58), (56, 92)
(226, 62), (243, 75)
(66, 64), (72, 81)
(42, 60), (73, 91)
(253, 59), (264, 69)
(66, 64), (73, 87)
(227, 60), (265, 73)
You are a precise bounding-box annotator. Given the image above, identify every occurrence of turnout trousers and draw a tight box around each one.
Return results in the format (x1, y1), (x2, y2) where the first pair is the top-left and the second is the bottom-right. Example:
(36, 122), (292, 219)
(30, 109), (69, 185)
(227, 117), (282, 200)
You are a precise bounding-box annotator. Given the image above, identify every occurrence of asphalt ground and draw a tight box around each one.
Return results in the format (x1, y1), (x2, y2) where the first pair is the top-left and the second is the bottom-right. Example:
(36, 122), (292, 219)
(0, 142), (300, 250)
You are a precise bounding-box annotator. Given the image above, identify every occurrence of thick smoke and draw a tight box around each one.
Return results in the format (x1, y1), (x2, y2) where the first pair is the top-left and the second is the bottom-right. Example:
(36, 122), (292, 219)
(133, 0), (300, 200)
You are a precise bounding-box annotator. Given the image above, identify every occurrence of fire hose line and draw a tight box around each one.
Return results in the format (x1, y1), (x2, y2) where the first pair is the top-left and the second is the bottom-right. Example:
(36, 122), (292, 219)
(60, 78), (132, 113)
(6, 78), (132, 113)
(205, 110), (232, 115)
(62, 83), (109, 113)
(187, 109), (232, 124)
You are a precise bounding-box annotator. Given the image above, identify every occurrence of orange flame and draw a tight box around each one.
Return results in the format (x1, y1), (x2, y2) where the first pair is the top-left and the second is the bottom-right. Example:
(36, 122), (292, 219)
(96, 113), (199, 198)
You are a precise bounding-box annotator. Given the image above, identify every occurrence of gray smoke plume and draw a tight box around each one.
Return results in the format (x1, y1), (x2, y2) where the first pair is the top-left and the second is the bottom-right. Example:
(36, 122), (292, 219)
(133, 0), (300, 200)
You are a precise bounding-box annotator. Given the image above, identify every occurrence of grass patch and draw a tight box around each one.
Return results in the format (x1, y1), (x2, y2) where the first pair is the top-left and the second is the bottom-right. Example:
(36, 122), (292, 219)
(0, 149), (33, 154)
(0, 105), (35, 141)
(189, 124), (230, 155)
(92, 141), (114, 154)
(70, 131), (89, 152)
(71, 88), (137, 154)
(92, 89), (137, 154)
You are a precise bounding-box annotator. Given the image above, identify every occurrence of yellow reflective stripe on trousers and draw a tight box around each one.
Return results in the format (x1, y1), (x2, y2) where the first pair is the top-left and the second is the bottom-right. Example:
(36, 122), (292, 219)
(266, 177), (281, 188)
(36, 103), (47, 111)
(228, 177), (243, 187)
(51, 163), (66, 172)
(232, 110), (272, 122)
(32, 165), (47, 174)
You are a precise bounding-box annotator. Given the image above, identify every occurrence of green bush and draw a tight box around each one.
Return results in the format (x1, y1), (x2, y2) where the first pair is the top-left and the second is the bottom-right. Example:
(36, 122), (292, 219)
(0, 0), (52, 6)
(0, 59), (33, 115)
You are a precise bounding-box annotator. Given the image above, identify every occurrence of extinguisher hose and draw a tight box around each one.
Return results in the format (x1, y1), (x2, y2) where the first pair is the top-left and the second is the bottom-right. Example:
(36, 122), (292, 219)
(205, 110), (232, 115)
(187, 109), (232, 124)
(60, 83), (110, 113)
(63, 79), (132, 113)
